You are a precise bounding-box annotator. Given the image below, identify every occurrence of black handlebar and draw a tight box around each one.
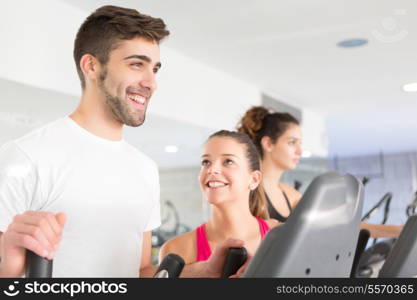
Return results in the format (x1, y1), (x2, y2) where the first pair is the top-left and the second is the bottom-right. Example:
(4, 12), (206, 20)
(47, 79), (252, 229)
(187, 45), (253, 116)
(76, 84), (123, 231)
(25, 250), (53, 278)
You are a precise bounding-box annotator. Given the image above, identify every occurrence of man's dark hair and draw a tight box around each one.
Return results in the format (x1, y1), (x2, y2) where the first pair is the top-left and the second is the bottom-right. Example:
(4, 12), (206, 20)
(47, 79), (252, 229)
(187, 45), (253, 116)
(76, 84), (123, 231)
(74, 5), (170, 89)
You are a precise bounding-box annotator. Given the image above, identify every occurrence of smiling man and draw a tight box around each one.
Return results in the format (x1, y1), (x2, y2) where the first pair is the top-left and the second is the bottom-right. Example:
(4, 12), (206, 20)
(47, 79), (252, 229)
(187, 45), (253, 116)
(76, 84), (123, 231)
(0, 5), (244, 278)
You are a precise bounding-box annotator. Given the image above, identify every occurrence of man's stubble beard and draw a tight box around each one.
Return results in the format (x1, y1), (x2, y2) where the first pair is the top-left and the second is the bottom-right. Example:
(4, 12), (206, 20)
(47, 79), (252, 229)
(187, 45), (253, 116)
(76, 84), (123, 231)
(98, 67), (146, 127)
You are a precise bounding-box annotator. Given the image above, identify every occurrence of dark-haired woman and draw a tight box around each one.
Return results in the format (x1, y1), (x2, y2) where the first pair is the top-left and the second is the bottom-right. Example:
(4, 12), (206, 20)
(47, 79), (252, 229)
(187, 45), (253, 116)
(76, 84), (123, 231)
(237, 106), (302, 223)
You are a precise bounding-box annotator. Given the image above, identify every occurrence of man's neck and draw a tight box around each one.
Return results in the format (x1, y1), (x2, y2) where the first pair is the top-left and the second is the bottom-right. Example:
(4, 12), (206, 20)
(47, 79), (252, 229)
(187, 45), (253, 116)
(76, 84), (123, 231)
(70, 90), (124, 141)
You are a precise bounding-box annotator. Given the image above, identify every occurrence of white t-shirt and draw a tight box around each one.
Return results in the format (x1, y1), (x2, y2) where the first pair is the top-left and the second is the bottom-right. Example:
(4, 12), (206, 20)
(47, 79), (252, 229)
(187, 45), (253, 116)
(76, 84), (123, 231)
(0, 117), (160, 277)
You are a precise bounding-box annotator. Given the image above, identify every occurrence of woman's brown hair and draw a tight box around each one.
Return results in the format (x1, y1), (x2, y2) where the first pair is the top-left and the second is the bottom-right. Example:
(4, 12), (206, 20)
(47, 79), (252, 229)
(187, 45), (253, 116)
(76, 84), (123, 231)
(237, 106), (300, 158)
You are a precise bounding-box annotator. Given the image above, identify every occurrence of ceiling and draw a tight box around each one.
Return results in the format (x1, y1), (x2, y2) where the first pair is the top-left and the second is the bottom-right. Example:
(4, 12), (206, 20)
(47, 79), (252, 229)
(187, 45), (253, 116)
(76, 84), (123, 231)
(62, 0), (417, 157)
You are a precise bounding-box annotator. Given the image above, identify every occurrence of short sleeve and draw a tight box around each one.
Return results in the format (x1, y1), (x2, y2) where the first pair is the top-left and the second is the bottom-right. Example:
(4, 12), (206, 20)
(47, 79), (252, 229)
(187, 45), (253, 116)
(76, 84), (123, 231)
(0, 141), (41, 232)
(144, 164), (161, 231)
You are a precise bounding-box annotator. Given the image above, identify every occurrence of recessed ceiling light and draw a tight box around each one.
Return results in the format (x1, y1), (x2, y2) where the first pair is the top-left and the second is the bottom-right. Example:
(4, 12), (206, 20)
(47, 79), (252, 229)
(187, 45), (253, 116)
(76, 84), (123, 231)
(403, 82), (417, 92)
(302, 150), (312, 158)
(164, 145), (178, 153)
(337, 38), (368, 48)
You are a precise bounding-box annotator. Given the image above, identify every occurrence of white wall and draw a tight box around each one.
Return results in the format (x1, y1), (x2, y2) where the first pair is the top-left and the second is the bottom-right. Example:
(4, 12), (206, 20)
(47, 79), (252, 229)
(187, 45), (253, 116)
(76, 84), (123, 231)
(0, 0), (83, 96)
(302, 109), (329, 157)
(153, 47), (261, 130)
(159, 166), (206, 228)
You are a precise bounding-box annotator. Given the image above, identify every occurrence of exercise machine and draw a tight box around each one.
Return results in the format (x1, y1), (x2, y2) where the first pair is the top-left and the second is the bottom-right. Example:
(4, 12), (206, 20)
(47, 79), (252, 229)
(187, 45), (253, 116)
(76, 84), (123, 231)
(243, 172), (364, 277)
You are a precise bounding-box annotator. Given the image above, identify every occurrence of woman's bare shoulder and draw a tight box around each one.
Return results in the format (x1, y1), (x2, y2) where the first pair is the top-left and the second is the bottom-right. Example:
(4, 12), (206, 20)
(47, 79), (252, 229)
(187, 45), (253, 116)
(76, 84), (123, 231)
(158, 230), (196, 264)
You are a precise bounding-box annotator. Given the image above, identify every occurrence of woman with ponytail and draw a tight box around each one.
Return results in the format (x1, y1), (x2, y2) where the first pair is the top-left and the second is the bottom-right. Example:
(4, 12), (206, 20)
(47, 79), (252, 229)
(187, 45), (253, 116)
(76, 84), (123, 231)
(237, 106), (403, 237)
(237, 106), (302, 223)
(159, 130), (278, 265)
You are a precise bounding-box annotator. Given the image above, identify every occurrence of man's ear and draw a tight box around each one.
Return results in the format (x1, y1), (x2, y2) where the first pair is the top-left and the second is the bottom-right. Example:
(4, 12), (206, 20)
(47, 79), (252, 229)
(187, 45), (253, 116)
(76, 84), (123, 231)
(260, 136), (273, 153)
(80, 54), (101, 83)
(249, 170), (262, 190)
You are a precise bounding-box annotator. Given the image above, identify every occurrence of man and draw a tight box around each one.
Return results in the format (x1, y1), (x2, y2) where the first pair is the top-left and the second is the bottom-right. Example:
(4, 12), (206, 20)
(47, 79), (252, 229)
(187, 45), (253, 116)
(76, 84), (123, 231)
(0, 5), (244, 277)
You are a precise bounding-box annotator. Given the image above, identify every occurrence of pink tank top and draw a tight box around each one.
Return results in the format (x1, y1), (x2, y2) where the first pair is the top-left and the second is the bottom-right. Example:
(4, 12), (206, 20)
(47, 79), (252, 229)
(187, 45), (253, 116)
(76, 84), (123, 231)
(196, 217), (270, 261)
